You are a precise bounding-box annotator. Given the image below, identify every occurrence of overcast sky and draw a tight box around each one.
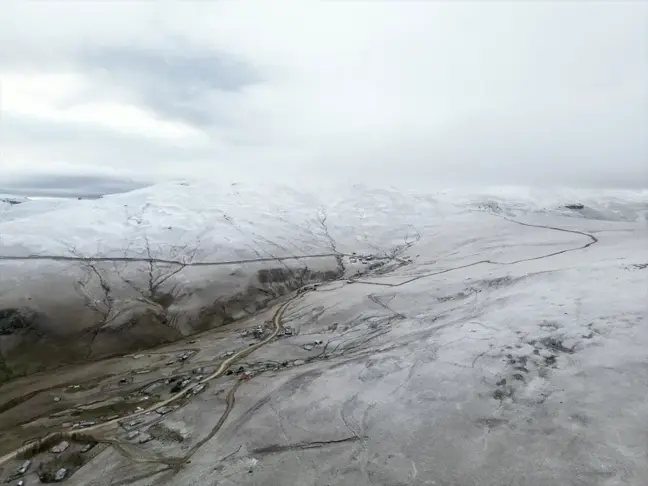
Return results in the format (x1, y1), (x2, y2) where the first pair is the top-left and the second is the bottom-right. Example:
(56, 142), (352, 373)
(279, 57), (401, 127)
(1, 1), (646, 196)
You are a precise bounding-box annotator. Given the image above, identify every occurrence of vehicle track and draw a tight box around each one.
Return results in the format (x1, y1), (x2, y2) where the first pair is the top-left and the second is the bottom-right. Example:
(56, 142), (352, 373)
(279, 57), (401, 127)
(185, 379), (242, 459)
(155, 378), (245, 482)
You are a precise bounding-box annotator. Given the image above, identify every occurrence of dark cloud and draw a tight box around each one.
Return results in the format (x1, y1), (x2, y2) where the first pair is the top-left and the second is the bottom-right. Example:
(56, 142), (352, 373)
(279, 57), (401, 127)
(80, 46), (259, 126)
(0, 174), (149, 198)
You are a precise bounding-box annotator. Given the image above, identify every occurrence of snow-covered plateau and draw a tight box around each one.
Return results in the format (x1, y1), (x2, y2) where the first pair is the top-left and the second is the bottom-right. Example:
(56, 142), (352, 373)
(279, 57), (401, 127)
(0, 182), (646, 485)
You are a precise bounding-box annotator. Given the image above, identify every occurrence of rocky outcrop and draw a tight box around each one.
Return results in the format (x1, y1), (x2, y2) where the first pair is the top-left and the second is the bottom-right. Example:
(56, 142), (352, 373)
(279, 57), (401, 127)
(0, 196), (27, 206)
(564, 203), (585, 210)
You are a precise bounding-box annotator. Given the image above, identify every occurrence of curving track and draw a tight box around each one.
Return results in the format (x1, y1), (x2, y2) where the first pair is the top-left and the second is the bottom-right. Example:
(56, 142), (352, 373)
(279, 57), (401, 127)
(0, 294), (299, 467)
(0, 214), (601, 471)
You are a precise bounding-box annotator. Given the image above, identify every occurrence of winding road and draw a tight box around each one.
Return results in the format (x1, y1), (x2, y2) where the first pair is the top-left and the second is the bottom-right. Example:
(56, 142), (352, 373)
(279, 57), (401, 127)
(0, 253), (340, 266)
(0, 213), (601, 472)
(0, 294), (298, 467)
(350, 214), (598, 287)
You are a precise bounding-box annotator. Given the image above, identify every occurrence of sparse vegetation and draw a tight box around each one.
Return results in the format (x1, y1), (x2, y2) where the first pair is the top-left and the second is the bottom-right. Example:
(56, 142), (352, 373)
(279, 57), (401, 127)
(0, 308), (38, 335)
(0, 354), (12, 384)
(71, 236), (197, 334)
(63, 231), (202, 358)
(149, 423), (185, 443)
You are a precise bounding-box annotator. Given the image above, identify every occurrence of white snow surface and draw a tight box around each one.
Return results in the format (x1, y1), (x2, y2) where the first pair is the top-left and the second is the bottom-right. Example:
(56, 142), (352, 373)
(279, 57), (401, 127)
(1, 182), (648, 485)
(0, 194), (30, 213)
(0, 182), (646, 260)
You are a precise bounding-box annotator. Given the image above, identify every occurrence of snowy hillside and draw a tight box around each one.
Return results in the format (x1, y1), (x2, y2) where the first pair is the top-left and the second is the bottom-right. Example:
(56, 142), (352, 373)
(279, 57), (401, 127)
(1, 182), (646, 259)
(0, 183), (647, 484)
(0, 182), (645, 368)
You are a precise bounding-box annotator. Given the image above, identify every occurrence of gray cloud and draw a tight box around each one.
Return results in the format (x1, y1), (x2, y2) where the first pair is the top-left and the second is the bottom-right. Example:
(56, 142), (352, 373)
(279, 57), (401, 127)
(0, 2), (646, 191)
(80, 46), (259, 126)
(0, 174), (149, 198)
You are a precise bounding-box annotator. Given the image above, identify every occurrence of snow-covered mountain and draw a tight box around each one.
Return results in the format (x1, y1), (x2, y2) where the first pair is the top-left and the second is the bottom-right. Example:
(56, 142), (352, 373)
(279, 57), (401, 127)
(1, 182), (646, 259)
(0, 183), (647, 484)
(0, 183), (646, 373)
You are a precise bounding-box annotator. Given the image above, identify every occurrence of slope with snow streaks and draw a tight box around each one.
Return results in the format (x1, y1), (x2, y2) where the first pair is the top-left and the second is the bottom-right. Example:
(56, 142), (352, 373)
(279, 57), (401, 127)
(0, 184), (647, 485)
(0, 183), (646, 374)
(1, 183), (646, 257)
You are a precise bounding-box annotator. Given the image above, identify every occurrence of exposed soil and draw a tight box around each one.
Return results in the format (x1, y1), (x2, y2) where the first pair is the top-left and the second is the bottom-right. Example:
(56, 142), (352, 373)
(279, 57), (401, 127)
(0, 264), (342, 383)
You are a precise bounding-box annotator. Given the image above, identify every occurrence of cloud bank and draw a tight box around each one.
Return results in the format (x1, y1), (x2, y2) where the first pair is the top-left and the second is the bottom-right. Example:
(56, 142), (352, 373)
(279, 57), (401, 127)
(1, 1), (646, 195)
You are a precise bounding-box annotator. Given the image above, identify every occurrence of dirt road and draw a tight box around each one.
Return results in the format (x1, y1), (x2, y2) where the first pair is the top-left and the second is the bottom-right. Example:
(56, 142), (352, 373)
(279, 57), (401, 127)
(0, 294), (298, 467)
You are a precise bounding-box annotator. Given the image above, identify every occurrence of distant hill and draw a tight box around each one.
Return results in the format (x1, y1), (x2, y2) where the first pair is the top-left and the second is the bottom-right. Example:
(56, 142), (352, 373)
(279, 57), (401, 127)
(0, 182), (646, 376)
